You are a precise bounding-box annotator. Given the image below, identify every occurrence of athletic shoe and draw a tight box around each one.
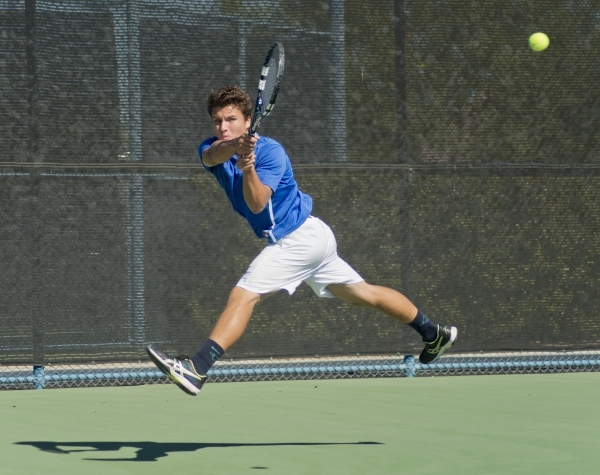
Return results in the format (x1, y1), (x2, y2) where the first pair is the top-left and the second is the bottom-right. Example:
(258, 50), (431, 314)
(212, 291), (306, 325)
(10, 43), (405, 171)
(418, 325), (458, 364)
(146, 345), (207, 396)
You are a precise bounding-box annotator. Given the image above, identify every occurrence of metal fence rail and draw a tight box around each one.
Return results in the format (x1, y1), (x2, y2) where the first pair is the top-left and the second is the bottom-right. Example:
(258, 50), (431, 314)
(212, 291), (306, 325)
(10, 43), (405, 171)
(2, 351), (599, 390)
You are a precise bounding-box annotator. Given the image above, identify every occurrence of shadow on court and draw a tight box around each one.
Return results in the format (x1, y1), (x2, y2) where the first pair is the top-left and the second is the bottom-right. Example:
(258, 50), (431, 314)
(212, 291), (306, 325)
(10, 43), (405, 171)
(16, 441), (382, 462)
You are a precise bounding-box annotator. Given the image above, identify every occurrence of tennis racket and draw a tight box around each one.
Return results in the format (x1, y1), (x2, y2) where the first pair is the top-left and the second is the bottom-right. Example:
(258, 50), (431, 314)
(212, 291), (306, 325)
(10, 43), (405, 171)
(249, 42), (285, 136)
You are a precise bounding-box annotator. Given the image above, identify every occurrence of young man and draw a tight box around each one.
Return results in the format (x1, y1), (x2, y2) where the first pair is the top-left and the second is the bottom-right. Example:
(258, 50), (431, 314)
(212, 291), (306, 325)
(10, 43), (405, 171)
(147, 85), (457, 395)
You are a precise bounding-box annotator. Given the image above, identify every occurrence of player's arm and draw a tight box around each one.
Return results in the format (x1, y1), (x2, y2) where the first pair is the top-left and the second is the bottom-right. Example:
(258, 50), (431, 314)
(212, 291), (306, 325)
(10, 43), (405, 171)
(202, 135), (256, 167)
(237, 152), (272, 214)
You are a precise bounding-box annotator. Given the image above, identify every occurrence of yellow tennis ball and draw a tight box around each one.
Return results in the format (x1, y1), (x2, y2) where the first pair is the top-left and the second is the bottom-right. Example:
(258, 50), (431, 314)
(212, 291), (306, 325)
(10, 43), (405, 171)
(529, 32), (549, 51)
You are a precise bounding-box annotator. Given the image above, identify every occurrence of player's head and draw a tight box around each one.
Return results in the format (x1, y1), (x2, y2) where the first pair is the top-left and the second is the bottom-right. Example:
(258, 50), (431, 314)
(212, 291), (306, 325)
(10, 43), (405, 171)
(207, 85), (252, 119)
(207, 85), (252, 140)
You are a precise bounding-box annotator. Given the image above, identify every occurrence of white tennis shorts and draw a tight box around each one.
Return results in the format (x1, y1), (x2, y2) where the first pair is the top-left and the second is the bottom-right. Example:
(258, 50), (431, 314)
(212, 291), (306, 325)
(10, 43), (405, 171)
(237, 216), (364, 298)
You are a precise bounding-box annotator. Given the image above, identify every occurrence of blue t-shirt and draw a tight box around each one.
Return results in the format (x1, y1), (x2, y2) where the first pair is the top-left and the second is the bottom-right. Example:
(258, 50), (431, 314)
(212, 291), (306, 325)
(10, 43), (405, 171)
(198, 136), (312, 243)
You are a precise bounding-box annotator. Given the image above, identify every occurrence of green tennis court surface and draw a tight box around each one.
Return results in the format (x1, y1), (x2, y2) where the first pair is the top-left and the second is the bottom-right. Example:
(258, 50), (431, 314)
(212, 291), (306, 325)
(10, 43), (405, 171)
(1, 373), (598, 475)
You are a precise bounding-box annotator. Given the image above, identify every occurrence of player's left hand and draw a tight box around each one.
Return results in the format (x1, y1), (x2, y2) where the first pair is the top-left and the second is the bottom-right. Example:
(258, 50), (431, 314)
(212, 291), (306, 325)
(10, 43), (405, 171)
(236, 152), (256, 173)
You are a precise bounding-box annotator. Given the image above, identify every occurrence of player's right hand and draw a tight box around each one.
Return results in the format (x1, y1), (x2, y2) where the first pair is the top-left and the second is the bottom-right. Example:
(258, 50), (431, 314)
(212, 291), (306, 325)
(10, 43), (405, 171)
(234, 134), (257, 156)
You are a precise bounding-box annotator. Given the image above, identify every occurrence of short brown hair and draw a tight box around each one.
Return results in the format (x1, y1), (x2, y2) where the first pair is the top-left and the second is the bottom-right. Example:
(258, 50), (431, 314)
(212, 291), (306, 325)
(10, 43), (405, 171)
(207, 85), (252, 119)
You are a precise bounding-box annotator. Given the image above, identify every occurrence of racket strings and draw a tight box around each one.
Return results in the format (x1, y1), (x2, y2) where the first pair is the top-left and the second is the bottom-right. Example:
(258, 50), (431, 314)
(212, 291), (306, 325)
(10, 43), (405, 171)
(262, 50), (281, 102)
(250, 42), (284, 135)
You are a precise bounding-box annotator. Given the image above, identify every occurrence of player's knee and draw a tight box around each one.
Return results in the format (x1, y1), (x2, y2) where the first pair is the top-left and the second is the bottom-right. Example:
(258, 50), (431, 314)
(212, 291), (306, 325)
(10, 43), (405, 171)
(228, 286), (261, 307)
(347, 284), (378, 307)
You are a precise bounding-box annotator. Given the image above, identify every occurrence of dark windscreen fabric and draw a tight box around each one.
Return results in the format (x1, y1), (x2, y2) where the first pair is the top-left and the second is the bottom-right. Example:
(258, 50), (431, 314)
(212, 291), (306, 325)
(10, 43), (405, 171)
(0, 0), (598, 363)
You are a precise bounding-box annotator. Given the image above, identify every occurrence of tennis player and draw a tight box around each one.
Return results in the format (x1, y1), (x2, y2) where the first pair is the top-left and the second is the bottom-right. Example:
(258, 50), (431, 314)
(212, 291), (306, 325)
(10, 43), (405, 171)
(147, 85), (458, 395)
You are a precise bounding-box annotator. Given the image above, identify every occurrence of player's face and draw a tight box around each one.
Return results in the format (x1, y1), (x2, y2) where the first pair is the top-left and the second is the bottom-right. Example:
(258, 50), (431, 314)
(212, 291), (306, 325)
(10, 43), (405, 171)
(212, 105), (251, 141)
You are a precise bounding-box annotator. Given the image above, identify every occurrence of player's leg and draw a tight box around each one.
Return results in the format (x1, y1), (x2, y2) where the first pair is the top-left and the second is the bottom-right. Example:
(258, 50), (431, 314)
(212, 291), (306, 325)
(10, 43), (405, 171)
(146, 219), (327, 396)
(147, 286), (273, 396)
(325, 281), (417, 323)
(208, 286), (271, 350)
(325, 282), (457, 364)
(302, 217), (457, 364)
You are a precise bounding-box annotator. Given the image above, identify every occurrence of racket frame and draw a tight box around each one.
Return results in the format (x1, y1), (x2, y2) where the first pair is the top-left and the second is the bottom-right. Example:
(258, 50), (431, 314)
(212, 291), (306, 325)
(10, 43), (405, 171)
(249, 42), (285, 136)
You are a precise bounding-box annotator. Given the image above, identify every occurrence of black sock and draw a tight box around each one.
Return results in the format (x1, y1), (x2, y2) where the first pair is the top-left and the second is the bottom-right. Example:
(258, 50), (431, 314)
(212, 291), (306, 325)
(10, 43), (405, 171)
(408, 310), (438, 342)
(191, 339), (224, 375)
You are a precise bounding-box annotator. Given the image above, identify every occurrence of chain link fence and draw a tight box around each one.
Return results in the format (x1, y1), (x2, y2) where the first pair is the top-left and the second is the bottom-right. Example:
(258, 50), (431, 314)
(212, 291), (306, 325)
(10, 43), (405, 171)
(2, 350), (599, 391)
